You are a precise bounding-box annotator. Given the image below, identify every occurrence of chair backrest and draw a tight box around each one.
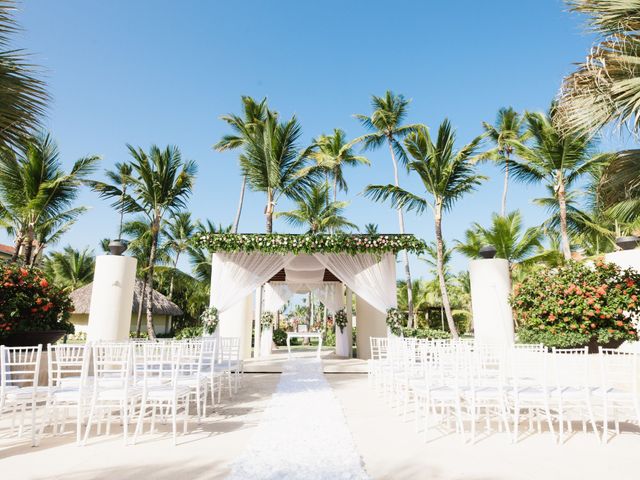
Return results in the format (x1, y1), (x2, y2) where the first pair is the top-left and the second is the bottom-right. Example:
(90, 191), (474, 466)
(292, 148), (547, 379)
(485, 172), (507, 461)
(91, 343), (132, 389)
(201, 337), (217, 371)
(47, 343), (90, 388)
(178, 340), (205, 376)
(135, 342), (177, 388)
(369, 337), (388, 361)
(0, 345), (42, 390)
(509, 346), (549, 389)
(219, 337), (240, 363)
(551, 347), (590, 389)
(599, 347), (639, 394)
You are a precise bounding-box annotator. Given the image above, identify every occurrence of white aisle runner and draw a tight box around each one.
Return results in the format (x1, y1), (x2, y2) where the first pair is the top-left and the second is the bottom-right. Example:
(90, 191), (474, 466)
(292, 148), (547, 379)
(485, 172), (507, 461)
(226, 359), (370, 480)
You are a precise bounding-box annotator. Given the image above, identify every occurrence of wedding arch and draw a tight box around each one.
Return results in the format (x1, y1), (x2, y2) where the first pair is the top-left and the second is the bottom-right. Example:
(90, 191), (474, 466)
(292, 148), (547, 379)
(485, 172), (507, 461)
(194, 233), (426, 360)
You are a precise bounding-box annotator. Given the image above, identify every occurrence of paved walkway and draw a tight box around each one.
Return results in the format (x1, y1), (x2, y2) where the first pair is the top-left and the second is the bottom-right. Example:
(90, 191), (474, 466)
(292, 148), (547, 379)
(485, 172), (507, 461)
(227, 359), (369, 480)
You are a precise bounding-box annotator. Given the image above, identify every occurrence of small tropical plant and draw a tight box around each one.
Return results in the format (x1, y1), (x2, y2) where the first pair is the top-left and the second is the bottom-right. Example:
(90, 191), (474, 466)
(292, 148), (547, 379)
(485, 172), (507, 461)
(400, 327), (451, 340)
(511, 260), (640, 348)
(200, 306), (219, 335)
(0, 264), (74, 340)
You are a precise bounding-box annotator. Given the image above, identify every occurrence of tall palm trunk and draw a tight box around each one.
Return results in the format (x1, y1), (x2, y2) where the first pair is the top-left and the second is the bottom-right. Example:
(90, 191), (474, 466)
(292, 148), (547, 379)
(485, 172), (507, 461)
(556, 177), (572, 260)
(11, 232), (24, 262)
(434, 205), (459, 339)
(135, 274), (147, 337)
(168, 251), (180, 301)
(23, 225), (35, 266)
(387, 138), (414, 327)
(501, 155), (509, 217)
(332, 175), (338, 203)
(265, 189), (274, 233)
(145, 217), (159, 340)
(232, 176), (246, 234)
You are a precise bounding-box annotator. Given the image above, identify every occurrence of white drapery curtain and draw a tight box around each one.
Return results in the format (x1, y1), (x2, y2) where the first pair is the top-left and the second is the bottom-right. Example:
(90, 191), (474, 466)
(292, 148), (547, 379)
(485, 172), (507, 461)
(313, 253), (397, 314)
(284, 254), (326, 284)
(210, 252), (292, 312)
(313, 283), (344, 314)
(263, 283), (295, 313)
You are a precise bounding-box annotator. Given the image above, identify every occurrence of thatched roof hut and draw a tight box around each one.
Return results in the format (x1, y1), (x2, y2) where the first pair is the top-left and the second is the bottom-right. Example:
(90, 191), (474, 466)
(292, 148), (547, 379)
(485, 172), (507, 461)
(70, 279), (183, 316)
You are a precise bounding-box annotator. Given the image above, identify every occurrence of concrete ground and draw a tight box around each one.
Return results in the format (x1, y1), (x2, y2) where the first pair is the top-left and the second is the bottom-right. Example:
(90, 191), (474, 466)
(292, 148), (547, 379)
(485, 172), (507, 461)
(1, 357), (639, 480)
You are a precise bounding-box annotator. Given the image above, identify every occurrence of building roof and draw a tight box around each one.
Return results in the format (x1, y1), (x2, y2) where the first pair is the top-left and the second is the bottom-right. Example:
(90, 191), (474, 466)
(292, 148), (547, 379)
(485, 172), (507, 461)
(0, 244), (15, 256)
(70, 279), (183, 316)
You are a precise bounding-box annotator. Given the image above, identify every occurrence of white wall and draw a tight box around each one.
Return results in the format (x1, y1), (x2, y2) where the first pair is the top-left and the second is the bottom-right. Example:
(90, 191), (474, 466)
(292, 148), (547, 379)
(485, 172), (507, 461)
(218, 293), (254, 360)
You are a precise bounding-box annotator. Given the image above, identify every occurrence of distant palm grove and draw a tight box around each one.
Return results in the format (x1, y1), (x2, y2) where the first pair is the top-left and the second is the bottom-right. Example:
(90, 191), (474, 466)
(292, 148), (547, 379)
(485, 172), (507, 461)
(2, 1), (640, 340)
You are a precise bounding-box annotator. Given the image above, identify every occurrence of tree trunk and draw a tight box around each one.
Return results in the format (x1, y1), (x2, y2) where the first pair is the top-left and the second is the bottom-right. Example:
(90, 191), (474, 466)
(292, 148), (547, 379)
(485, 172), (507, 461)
(168, 252), (180, 301)
(333, 175), (338, 203)
(145, 218), (159, 340)
(11, 234), (24, 263)
(23, 226), (35, 266)
(265, 189), (274, 233)
(232, 175), (246, 234)
(501, 155), (509, 216)
(557, 178), (572, 261)
(434, 207), (459, 338)
(387, 139), (414, 326)
(136, 274), (147, 337)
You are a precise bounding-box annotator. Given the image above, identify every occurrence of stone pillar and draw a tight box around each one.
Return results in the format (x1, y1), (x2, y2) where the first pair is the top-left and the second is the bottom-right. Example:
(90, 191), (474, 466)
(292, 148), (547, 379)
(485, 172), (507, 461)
(469, 258), (514, 346)
(87, 255), (137, 342)
(355, 294), (386, 359)
(218, 293), (254, 360)
(335, 286), (352, 357)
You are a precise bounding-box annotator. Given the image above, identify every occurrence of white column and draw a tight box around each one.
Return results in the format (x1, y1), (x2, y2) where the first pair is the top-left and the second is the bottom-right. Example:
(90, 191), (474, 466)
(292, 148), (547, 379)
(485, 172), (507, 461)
(336, 286), (352, 357)
(469, 258), (514, 346)
(355, 294), (386, 359)
(604, 250), (640, 271)
(218, 293), (254, 360)
(604, 249), (640, 352)
(87, 255), (137, 342)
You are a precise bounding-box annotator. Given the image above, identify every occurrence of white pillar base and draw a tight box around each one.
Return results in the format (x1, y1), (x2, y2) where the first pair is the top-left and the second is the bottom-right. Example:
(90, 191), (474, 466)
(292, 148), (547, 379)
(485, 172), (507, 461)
(87, 255), (137, 343)
(355, 295), (387, 359)
(469, 258), (514, 346)
(259, 328), (273, 358)
(218, 294), (254, 360)
(335, 326), (350, 357)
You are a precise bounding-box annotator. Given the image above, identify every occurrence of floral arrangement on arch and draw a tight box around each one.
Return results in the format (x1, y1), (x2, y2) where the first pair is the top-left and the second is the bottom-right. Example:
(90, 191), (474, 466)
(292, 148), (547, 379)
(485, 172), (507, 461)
(193, 232), (427, 256)
(386, 307), (407, 336)
(0, 264), (74, 340)
(200, 306), (219, 335)
(511, 259), (640, 348)
(334, 308), (348, 333)
(261, 311), (274, 329)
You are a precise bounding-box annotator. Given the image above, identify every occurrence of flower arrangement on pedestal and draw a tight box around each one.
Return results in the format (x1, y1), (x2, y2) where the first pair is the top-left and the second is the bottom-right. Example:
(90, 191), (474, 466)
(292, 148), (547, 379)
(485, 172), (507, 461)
(511, 260), (640, 349)
(200, 306), (219, 335)
(0, 264), (74, 344)
(261, 311), (274, 329)
(334, 308), (348, 333)
(386, 307), (407, 336)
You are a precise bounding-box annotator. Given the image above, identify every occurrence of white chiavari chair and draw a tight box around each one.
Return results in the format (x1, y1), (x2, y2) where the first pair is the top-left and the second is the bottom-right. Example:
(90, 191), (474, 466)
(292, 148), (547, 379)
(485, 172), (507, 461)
(596, 347), (640, 443)
(218, 337), (241, 400)
(200, 337), (221, 415)
(0, 344), (44, 446)
(175, 340), (208, 423)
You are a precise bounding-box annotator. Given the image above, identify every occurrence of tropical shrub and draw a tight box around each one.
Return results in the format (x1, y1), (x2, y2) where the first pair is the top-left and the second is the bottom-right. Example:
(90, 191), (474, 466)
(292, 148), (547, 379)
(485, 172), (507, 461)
(273, 328), (288, 346)
(174, 325), (203, 339)
(0, 264), (74, 340)
(511, 260), (640, 348)
(401, 327), (452, 340)
(324, 328), (336, 347)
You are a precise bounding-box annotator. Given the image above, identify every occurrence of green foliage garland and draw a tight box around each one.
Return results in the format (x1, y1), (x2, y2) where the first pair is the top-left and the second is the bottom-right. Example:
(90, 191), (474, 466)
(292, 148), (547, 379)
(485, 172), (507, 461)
(193, 233), (427, 255)
(511, 260), (640, 348)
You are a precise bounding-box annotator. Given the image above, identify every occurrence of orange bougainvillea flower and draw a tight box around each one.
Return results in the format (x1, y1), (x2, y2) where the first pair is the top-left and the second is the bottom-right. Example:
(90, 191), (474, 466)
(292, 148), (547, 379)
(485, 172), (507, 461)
(39, 278), (48, 288)
(19, 268), (28, 277)
(616, 320), (624, 327)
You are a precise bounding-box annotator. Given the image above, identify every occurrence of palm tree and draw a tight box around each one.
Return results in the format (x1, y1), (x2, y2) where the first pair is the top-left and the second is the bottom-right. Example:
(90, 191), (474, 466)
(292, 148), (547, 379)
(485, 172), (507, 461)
(365, 121), (486, 338)
(309, 129), (369, 202)
(42, 245), (95, 290)
(364, 223), (379, 235)
(188, 220), (232, 283)
(214, 96), (268, 233)
(0, 2), (48, 150)
(0, 133), (98, 265)
(99, 162), (133, 240)
(478, 108), (527, 216)
(276, 183), (358, 234)
(352, 91), (423, 324)
(93, 145), (196, 338)
(558, 1), (640, 135)
(511, 106), (609, 260)
(456, 211), (544, 267)
(165, 211), (195, 301)
(239, 111), (319, 232)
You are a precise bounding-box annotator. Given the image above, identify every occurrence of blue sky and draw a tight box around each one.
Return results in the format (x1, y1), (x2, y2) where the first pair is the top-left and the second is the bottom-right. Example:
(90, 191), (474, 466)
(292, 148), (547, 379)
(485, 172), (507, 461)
(3, 1), (631, 276)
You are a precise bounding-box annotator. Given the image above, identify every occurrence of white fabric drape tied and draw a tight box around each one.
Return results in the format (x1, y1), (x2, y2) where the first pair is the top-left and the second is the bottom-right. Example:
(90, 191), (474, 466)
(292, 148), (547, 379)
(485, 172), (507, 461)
(263, 283), (295, 313)
(210, 252), (292, 312)
(313, 253), (397, 314)
(313, 283), (344, 314)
